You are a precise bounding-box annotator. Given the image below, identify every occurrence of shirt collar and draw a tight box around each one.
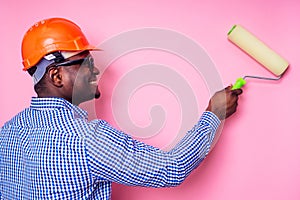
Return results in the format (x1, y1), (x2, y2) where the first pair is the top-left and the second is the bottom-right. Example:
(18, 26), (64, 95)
(30, 97), (88, 120)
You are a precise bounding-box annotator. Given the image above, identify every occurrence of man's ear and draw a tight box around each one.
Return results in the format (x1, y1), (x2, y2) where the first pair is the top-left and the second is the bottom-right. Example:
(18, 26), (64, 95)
(48, 67), (63, 87)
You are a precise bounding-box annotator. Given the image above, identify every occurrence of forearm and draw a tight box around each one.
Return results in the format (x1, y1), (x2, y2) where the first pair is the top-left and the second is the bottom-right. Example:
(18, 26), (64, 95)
(169, 111), (220, 177)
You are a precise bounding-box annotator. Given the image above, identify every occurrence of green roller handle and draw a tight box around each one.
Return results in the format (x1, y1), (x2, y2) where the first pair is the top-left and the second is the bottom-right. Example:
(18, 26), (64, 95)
(232, 77), (246, 90)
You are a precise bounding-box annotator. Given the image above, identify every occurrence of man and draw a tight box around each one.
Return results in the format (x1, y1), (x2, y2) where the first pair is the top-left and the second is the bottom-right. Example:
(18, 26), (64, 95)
(0, 18), (242, 199)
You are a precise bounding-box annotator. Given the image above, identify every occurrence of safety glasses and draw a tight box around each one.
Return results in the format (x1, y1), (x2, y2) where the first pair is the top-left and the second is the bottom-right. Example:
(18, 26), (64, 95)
(55, 56), (95, 70)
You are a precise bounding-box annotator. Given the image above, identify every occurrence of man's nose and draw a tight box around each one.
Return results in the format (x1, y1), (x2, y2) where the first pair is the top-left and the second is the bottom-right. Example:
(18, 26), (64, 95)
(92, 66), (100, 75)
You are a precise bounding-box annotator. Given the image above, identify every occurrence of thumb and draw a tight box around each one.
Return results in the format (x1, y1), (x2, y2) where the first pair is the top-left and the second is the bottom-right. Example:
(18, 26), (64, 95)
(231, 88), (243, 95)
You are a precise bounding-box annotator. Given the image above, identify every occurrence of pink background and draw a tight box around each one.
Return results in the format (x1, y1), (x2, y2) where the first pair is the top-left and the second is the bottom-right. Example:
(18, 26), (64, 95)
(1, 0), (300, 200)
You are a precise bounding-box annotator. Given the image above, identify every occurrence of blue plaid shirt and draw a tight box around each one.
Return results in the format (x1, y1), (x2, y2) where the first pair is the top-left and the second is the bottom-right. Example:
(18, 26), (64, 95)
(0, 97), (220, 199)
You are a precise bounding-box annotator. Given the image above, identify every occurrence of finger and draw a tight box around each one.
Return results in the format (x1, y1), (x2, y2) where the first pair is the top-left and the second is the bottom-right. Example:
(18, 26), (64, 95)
(231, 88), (243, 95)
(225, 85), (232, 91)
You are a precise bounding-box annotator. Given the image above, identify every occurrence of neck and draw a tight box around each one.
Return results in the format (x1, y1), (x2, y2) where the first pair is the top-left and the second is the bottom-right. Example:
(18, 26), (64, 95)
(37, 87), (76, 105)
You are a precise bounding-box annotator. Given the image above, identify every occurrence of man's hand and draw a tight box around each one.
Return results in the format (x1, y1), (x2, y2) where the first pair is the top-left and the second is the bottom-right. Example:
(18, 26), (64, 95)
(206, 86), (243, 120)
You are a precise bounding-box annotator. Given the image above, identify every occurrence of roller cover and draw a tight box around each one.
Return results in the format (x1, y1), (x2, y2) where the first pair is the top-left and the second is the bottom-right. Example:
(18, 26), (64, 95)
(228, 25), (289, 76)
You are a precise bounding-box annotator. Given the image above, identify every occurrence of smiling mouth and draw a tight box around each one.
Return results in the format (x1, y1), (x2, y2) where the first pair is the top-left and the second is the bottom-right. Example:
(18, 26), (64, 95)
(89, 81), (98, 86)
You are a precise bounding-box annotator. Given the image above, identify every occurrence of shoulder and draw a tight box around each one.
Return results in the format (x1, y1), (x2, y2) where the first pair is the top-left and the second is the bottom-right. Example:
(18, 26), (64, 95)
(1, 108), (31, 129)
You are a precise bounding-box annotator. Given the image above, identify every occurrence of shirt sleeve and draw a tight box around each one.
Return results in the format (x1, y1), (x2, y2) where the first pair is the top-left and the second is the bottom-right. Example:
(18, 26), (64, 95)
(85, 111), (220, 187)
(0, 127), (1, 198)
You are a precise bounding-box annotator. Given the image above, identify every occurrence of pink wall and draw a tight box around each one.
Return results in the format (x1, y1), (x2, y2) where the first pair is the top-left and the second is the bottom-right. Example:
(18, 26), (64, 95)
(1, 0), (300, 199)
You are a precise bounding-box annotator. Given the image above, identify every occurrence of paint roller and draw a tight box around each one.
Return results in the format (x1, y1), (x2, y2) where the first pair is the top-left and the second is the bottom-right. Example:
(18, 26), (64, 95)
(227, 24), (289, 90)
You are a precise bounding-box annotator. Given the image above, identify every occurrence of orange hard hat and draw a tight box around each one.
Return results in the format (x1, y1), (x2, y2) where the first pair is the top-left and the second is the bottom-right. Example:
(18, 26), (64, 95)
(21, 17), (99, 70)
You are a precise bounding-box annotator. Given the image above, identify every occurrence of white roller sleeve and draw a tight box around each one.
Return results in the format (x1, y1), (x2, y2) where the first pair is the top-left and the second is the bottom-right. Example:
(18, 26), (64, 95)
(227, 25), (289, 76)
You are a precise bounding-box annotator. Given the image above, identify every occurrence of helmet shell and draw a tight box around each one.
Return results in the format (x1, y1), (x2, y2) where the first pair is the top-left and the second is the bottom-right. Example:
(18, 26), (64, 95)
(22, 18), (99, 70)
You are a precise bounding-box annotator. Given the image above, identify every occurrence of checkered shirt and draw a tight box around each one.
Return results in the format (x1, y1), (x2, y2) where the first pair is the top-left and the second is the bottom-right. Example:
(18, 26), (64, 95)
(0, 97), (220, 199)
